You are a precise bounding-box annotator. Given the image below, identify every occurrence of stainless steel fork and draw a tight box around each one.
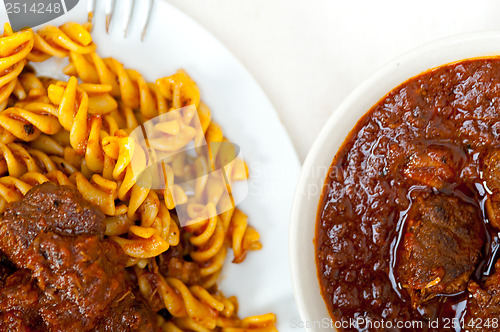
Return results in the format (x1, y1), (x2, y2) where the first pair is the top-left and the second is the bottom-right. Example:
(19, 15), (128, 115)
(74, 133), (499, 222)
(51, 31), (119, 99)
(87, 0), (154, 41)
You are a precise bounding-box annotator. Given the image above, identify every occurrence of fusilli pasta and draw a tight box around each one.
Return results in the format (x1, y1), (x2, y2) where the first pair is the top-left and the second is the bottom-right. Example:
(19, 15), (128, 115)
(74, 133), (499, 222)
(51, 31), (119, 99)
(0, 21), (276, 332)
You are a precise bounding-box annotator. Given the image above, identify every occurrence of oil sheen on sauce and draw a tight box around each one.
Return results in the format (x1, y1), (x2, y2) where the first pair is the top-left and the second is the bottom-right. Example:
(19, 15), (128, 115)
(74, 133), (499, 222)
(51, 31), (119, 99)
(316, 58), (500, 332)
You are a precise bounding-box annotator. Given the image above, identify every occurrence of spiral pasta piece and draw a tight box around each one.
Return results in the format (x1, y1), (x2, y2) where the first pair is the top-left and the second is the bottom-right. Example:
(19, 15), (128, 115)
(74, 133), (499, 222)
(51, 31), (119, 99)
(156, 70), (201, 109)
(109, 188), (180, 259)
(228, 209), (262, 263)
(102, 134), (135, 180)
(73, 172), (117, 215)
(28, 22), (95, 62)
(15, 72), (48, 101)
(0, 142), (39, 177)
(0, 102), (61, 143)
(0, 24), (34, 108)
(181, 203), (261, 292)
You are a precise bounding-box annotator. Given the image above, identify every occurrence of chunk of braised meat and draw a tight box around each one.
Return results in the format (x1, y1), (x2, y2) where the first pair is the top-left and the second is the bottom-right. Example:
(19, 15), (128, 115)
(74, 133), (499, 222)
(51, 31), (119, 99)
(134, 271), (165, 313)
(404, 145), (465, 189)
(0, 183), (158, 331)
(465, 261), (500, 331)
(0, 270), (43, 331)
(396, 194), (484, 308)
(137, 232), (202, 313)
(33, 233), (145, 331)
(0, 253), (14, 286)
(158, 230), (201, 286)
(94, 291), (158, 332)
(483, 150), (500, 228)
(0, 182), (105, 266)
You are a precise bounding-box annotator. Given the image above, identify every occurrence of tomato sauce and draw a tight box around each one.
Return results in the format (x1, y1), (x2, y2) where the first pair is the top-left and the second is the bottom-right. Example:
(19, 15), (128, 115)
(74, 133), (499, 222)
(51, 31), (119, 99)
(317, 58), (500, 331)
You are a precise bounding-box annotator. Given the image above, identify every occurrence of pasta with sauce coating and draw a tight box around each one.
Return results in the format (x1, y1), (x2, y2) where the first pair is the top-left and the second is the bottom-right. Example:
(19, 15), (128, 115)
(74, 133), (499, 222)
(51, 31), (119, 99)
(0, 24), (34, 110)
(0, 21), (275, 332)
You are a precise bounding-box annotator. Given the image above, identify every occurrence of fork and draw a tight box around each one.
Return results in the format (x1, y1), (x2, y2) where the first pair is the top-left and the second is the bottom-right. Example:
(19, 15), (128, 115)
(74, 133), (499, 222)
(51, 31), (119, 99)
(87, 0), (154, 41)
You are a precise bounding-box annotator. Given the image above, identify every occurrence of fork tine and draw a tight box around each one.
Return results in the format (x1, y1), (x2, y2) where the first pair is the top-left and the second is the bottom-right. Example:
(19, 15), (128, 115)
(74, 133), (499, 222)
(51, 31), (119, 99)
(123, 0), (135, 38)
(105, 0), (116, 33)
(87, 0), (96, 31)
(141, 0), (154, 41)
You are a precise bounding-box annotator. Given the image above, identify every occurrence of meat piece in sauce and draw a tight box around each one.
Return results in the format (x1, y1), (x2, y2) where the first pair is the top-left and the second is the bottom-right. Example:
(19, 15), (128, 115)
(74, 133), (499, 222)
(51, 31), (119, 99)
(404, 145), (465, 189)
(483, 150), (500, 229)
(0, 181), (105, 266)
(135, 232), (202, 313)
(465, 261), (500, 331)
(0, 183), (157, 331)
(0, 270), (43, 331)
(93, 291), (158, 332)
(396, 194), (484, 308)
(158, 231), (201, 286)
(0, 253), (14, 286)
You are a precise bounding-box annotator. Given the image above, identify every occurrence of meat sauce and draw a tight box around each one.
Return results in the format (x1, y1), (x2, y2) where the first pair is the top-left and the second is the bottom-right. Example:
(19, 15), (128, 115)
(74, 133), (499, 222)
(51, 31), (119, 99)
(0, 183), (157, 331)
(317, 58), (500, 331)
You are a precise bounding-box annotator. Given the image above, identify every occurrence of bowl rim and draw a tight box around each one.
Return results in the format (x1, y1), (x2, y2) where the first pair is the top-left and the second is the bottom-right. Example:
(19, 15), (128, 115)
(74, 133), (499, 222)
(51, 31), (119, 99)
(289, 30), (500, 332)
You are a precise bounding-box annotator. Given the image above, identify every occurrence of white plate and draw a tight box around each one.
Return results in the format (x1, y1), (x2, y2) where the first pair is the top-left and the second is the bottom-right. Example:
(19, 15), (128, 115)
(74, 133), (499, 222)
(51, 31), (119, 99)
(11, 0), (302, 330)
(290, 32), (500, 331)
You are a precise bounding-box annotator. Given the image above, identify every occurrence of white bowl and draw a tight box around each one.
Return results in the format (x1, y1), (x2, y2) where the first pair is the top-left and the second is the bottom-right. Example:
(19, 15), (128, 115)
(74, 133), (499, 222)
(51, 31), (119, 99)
(289, 31), (500, 331)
